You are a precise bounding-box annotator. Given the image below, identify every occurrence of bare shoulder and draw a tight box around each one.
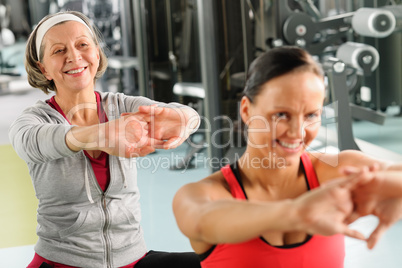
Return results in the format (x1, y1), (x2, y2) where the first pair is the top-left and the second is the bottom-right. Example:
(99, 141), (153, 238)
(336, 150), (389, 168)
(174, 170), (233, 203)
(307, 152), (341, 183)
(308, 150), (389, 183)
(308, 150), (365, 169)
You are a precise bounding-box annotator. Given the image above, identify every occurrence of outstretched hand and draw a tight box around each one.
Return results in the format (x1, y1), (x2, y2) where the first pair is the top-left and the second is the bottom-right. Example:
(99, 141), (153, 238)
(98, 112), (163, 158)
(294, 175), (366, 241)
(342, 166), (402, 249)
(123, 105), (198, 149)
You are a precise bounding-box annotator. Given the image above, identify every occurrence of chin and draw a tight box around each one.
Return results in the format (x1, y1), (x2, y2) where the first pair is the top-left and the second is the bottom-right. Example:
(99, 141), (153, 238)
(273, 149), (304, 168)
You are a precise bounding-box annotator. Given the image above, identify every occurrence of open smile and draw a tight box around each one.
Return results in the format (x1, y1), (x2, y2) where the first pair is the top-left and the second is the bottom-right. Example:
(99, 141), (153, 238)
(275, 140), (303, 151)
(65, 67), (87, 74)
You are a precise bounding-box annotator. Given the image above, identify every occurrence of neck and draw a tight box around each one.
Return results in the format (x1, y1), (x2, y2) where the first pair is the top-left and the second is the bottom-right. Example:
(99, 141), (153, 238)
(237, 147), (302, 189)
(54, 89), (98, 125)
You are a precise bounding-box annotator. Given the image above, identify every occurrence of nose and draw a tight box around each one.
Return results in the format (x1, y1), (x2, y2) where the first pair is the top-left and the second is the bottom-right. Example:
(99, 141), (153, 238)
(287, 117), (304, 139)
(66, 47), (82, 62)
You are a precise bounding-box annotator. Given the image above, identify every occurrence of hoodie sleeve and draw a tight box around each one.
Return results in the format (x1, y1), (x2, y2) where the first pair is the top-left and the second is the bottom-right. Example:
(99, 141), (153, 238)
(8, 106), (77, 164)
(100, 92), (195, 113)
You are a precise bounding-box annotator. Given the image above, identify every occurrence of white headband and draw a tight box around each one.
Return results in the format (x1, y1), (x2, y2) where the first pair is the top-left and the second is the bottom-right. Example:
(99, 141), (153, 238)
(35, 14), (94, 61)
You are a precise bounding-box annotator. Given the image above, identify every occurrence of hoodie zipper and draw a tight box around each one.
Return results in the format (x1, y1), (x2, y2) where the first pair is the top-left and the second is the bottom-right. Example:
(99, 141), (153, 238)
(102, 194), (112, 268)
(84, 152), (112, 267)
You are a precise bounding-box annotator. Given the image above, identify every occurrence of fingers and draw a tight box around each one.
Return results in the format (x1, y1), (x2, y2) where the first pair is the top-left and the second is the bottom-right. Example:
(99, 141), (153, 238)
(147, 138), (166, 149)
(120, 111), (156, 125)
(367, 222), (389, 249)
(340, 166), (361, 176)
(342, 227), (366, 241)
(345, 211), (361, 224)
(341, 166), (374, 187)
(138, 105), (163, 115)
(126, 146), (155, 158)
(340, 165), (371, 177)
(162, 136), (184, 149)
(121, 111), (147, 120)
(342, 163), (380, 175)
(138, 146), (156, 157)
(369, 163), (380, 172)
(324, 175), (361, 191)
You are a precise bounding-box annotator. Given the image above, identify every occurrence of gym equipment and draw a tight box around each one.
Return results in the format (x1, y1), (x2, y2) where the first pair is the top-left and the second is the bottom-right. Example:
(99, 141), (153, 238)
(170, 82), (207, 170)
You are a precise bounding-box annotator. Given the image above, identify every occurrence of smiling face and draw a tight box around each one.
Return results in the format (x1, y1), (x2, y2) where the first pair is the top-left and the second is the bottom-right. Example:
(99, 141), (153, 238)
(241, 70), (325, 166)
(37, 21), (100, 93)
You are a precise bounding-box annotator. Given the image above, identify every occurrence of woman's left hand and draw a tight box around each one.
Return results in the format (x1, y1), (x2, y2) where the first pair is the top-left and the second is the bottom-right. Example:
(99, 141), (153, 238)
(124, 105), (199, 149)
(342, 166), (402, 249)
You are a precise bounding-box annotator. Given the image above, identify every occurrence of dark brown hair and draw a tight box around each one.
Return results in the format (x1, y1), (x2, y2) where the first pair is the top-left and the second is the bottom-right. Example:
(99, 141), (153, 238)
(243, 46), (324, 103)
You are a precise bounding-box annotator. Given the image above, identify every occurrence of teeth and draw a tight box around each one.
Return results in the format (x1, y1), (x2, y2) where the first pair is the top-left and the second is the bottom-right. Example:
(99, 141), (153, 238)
(67, 67), (85, 74)
(278, 141), (300, 149)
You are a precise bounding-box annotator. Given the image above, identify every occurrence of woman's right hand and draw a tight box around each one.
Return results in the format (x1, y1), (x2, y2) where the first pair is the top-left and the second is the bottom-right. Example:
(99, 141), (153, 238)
(66, 112), (163, 158)
(293, 175), (366, 241)
(99, 113), (165, 158)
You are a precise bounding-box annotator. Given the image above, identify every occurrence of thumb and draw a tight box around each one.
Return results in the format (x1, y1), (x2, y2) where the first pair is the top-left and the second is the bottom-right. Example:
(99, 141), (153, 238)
(367, 222), (390, 249)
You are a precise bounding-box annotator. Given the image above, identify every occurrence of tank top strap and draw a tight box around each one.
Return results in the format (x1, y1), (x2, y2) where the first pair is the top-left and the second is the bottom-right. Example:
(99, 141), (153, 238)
(221, 165), (247, 200)
(300, 152), (320, 190)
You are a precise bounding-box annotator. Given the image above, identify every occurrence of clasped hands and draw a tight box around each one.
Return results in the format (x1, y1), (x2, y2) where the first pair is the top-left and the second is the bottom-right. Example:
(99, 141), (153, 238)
(297, 165), (402, 250)
(99, 105), (198, 158)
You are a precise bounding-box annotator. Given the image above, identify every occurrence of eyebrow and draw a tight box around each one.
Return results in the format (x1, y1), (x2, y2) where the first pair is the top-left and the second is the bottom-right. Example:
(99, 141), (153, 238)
(48, 35), (91, 48)
(273, 106), (322, 113)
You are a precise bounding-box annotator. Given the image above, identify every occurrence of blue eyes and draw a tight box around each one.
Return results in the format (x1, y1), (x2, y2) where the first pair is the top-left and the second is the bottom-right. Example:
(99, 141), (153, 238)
(307, 113), (319, 119)
(273, 113), (320, 120)
(274, 112), (287, 119)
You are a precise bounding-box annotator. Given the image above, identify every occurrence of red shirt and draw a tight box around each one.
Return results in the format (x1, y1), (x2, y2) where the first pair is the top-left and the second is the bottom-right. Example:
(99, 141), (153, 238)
(200, 153), (345, 268)
(47, 92), (110, 191)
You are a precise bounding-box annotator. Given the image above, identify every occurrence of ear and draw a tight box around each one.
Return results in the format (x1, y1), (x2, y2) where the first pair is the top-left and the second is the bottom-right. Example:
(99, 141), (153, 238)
(37, 61), (53, 81)
(240, 96), (252, 126)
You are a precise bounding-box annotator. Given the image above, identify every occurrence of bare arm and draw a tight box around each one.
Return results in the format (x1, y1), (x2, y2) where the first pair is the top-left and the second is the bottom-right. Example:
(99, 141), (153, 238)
(173, 174), (365, 252)
(311, 150), (396, 184)
(385, 163), (402, 171)
(173, 181), (296, 246)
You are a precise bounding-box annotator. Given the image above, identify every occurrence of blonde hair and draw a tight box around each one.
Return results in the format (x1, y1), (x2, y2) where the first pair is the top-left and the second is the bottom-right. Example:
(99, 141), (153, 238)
(25, 11), (108, 94)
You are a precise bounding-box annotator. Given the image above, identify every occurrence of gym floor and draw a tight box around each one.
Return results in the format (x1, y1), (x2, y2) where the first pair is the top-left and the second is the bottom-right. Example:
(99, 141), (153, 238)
(1, 88), (402, 267)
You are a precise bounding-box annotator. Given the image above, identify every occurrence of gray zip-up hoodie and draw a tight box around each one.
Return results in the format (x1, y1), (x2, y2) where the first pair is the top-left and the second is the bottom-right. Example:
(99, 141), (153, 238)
(8, 92), (197, 268)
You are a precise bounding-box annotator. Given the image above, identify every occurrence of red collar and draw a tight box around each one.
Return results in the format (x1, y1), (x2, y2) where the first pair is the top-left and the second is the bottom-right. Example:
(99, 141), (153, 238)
(47, 91), (108, 123)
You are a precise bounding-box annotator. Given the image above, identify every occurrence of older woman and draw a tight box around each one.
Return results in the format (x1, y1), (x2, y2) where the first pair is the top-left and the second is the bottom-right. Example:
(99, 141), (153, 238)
(173, 47), (402, 268)
(9, 11), (200, 268)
